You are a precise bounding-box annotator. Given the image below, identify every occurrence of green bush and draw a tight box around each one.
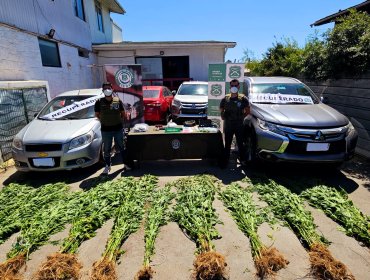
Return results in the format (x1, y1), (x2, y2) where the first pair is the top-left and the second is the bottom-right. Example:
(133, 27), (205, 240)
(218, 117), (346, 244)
(244, 10), (370, 80)
(325, 10), (370, 78)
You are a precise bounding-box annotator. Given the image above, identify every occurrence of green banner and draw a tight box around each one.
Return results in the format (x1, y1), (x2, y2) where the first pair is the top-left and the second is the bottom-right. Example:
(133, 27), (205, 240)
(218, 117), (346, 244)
(208, 64), (226, 81)
(207, 99), (221, 117)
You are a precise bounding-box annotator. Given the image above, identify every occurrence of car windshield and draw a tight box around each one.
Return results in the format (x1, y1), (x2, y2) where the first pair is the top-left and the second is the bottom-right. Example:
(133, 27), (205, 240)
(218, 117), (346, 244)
(38, 95), (96, 120)
(177, 84), (208, 96)
(250, 83), (319, 104)
(144, 89), (160, 98)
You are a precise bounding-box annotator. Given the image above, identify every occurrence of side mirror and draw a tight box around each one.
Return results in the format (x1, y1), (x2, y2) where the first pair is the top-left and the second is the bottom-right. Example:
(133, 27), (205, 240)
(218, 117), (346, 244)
(320, 96), (328, 104)
(172, 90), (176, 96)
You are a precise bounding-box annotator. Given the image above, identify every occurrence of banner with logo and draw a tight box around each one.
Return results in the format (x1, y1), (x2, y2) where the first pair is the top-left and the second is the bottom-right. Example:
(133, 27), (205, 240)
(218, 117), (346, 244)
(104, 64), (144, 127)
(208, 63), (244, 130)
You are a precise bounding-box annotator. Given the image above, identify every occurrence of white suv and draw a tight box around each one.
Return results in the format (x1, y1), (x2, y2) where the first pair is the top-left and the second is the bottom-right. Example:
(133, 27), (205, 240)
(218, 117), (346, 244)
(171, 81), (208, 120)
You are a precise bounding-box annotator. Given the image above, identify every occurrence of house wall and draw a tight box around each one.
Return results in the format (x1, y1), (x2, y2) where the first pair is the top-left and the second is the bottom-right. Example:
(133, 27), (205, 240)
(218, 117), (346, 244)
(0, 25), (99, 98)
(96, 46), (225, 81)
(0, 0), (92, 50)
(86, 1), (114, 44)
(112, 21), (123, 43)
(305, 74), (370, 159)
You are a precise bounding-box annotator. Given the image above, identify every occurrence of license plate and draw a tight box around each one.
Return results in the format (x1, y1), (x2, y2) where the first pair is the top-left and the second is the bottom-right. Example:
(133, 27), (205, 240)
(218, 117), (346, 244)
(33, 158), (55, 167)
(306, 143), (330, 151)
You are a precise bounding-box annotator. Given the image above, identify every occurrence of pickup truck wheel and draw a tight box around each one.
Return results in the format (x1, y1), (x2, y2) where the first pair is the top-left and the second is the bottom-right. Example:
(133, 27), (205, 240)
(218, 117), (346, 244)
(245, 133), (257, 163)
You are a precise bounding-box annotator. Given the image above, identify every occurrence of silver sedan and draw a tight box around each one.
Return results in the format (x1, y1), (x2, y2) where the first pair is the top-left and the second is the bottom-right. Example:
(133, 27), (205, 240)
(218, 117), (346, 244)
(12, 89), (103, 171)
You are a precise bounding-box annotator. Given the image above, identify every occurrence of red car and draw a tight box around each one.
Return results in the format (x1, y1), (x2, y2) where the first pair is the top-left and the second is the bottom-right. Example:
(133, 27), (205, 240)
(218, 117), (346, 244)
(143, 86), (174, 123)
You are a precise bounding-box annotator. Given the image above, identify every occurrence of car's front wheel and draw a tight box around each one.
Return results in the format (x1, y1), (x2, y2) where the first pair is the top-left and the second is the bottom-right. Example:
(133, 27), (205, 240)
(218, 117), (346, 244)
(245, 132), (257, 164)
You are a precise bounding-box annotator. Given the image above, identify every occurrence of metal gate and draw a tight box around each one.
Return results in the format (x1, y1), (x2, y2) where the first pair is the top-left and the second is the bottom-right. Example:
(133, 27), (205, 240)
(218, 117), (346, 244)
(0, 87), (48, 163)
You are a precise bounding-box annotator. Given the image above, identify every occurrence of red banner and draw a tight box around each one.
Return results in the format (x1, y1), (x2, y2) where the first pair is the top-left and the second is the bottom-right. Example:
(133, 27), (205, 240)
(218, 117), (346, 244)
(104, 64), (144, 127)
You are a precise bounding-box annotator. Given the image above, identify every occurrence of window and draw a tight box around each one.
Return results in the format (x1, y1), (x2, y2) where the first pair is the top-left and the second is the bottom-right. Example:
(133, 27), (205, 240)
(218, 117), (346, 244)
(74, 0), (85, 21)
(38, 38), (61, 67)
(143, 90), (160, 98)
(95, 1), (104, 32)
(164, 88), (172, 97)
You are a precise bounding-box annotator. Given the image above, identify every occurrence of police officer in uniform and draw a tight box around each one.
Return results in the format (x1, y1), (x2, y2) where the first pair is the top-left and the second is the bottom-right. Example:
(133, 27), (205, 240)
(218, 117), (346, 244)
(219, 79), (249, 166)
(94, 82), (131, 175)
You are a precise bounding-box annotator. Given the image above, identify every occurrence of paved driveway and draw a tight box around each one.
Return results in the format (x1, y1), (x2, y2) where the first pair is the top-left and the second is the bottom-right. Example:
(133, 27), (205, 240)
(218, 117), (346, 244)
(0, 156), (369, 279)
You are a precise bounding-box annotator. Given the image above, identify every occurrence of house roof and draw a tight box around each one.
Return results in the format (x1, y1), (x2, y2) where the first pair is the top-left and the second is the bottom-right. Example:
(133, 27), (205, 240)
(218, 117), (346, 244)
(104, 0), (125, 14)
(92, 41), (237, 51)
(311, 0), (370, 26)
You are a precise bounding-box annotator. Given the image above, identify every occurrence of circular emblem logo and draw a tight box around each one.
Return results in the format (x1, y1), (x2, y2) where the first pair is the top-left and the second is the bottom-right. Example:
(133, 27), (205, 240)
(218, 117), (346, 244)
(210, 84), (223, 97)
(115, 69), (134, 88)
(171, 139), (180, 150)
(228, 66), (242, 79)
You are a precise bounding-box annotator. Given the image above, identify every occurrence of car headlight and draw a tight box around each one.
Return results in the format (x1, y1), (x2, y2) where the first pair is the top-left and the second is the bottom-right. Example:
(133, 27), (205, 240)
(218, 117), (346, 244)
(257, 119), (286, 136)
(69, 130), (94, 150)
(12, 137), (23, 150)
(346, 121), (355, 136)
(172, 99), (181, 107)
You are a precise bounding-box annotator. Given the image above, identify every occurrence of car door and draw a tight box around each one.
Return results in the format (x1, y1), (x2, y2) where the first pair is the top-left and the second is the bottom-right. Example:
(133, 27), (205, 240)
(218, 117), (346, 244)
(163, 87), (173, 111)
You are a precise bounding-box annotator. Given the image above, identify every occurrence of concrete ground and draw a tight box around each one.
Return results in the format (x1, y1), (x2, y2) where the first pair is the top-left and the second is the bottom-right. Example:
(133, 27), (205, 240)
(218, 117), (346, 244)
(0, 155), (369, 280)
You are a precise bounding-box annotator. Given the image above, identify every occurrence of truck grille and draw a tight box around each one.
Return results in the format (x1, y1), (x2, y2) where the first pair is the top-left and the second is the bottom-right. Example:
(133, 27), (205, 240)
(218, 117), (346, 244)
(181, 102), (207, 109)
(181, 108), (207, 114)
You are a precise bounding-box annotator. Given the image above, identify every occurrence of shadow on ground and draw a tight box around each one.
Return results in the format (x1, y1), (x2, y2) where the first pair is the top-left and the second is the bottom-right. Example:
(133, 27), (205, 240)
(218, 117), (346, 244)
(3, 164), (100, 188)
(342, 156), (370, 191)
(243, 160), (360, 194)
(2, 153), (365, 195)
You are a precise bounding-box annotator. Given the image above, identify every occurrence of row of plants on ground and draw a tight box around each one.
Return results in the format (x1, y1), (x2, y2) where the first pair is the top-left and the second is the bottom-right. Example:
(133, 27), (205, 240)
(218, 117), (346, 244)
(0, 174), (368, 280)
(245, 177), (356, 280)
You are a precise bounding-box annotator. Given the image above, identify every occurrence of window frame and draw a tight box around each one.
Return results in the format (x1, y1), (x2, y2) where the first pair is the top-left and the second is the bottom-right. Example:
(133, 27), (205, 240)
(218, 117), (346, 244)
(95, 0), (104, 33)
(74, 0), (85, 21)
(38, 38), (62, 68)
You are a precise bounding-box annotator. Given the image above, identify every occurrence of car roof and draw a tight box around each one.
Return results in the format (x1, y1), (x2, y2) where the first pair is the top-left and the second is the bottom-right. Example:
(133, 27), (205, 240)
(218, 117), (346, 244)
(57, 88), (103, 97)
(245, 76), (302, 84)
(181, 81), (208, 85)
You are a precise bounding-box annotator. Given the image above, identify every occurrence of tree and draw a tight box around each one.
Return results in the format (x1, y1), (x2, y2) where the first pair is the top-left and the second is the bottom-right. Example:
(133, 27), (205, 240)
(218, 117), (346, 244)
(325, 10), (370, 78)
(302, 32), (328, 80)
(244, 38), (303, 77)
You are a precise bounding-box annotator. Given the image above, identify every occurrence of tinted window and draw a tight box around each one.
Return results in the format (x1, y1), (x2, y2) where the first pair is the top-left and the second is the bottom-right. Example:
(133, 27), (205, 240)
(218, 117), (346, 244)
(163, 88), (172, 97)
(178, 84), (208, 96)
(74, 0), (85, 21)
(39, 96), (95, 119)
(144, 90), (160, 98)
(38, 38), (61, 67)
(95, 0), (104, 32)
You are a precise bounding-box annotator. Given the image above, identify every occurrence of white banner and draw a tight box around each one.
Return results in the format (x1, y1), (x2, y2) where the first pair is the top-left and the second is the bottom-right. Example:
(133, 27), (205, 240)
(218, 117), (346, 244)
(43, 94), (103, 120)
(250, 93), (313, 104)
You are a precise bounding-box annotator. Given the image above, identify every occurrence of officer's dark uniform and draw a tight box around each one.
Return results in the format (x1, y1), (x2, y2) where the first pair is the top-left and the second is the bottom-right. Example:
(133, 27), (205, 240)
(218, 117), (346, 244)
(94, 96), (126, 167)
(219, 93), (249, 164)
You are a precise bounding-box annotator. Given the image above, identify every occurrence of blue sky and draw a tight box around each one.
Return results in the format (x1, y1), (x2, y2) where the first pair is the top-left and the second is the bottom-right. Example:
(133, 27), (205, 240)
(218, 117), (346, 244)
(111, 0), (362, 62)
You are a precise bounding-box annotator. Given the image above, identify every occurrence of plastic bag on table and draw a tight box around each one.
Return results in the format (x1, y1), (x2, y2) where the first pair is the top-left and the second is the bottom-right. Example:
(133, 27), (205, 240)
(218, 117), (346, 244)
(132, 123), (149, 132)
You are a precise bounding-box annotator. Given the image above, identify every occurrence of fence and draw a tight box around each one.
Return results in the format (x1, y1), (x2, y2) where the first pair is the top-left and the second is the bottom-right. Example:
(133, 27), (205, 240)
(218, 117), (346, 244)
(305, 73), (370, 159)
(0, 84), (49, 163)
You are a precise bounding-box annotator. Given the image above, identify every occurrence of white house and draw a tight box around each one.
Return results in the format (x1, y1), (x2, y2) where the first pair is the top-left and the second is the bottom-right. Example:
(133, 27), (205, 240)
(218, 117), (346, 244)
(93, 41), (236, 90)
(0, 0), (125, 98)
